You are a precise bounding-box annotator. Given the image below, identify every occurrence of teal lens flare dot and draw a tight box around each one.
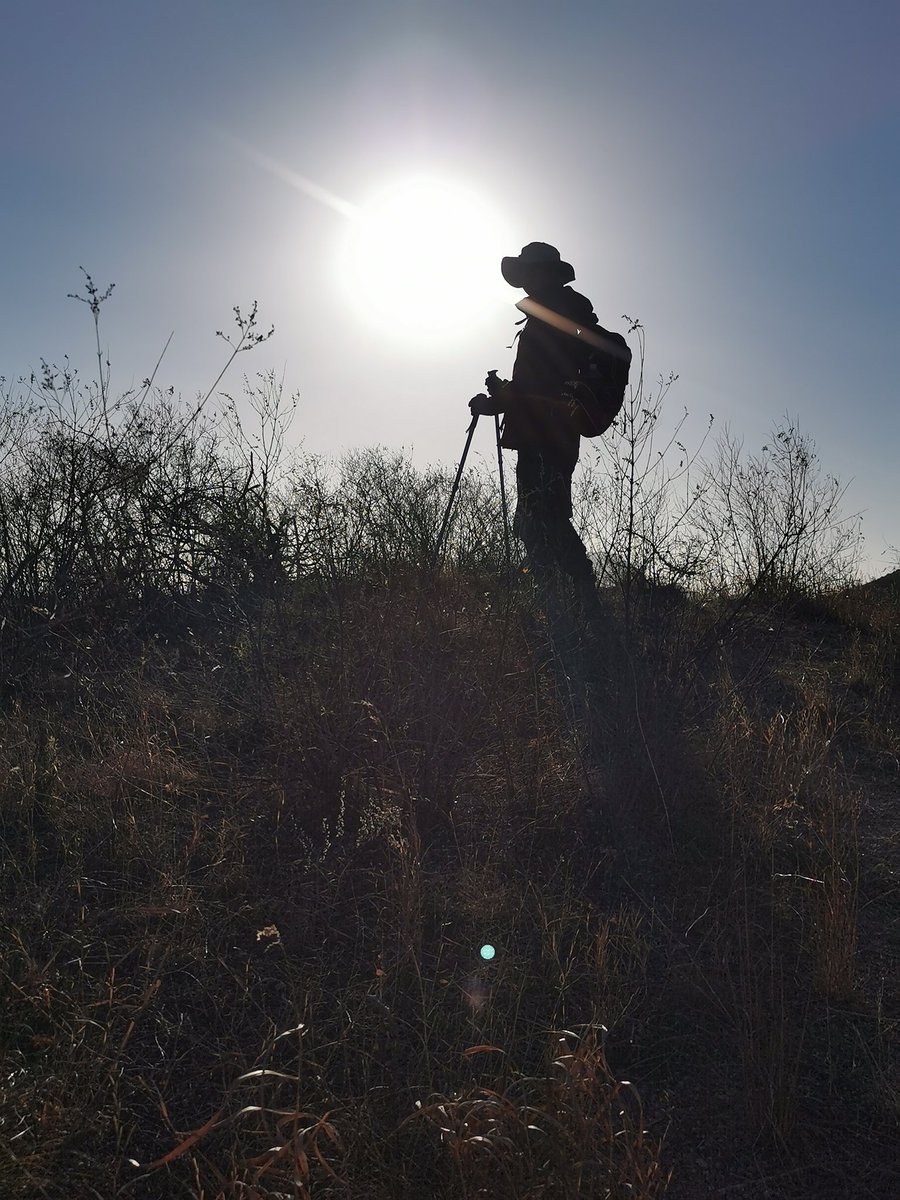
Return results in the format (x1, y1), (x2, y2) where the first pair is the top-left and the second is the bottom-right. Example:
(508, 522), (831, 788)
(480, 944), (496, 961)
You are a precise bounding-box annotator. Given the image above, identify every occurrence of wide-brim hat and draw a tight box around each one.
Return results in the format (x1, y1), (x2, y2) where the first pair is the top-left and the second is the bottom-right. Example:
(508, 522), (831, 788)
(500, 242), (575, 288)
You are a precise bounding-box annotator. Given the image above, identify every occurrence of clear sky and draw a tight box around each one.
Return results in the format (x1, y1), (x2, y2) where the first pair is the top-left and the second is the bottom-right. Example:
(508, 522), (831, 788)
(2, 1), (897, 574)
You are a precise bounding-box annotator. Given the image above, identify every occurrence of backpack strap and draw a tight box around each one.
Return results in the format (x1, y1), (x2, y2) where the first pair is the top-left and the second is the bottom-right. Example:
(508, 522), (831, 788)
(515, 297), (631, 362)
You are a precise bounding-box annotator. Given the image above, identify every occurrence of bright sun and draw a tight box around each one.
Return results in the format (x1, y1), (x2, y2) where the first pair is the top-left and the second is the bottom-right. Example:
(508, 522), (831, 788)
(339, 176), (513, 348)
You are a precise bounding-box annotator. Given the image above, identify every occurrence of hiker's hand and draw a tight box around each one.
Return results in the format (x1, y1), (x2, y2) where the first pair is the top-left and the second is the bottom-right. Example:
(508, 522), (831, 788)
(469, 393), (501, 416)
(485, 370), (507, 397)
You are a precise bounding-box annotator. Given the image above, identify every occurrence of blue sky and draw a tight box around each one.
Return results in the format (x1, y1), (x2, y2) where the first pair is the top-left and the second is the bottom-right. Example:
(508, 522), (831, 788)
(2, 1), (897, 573)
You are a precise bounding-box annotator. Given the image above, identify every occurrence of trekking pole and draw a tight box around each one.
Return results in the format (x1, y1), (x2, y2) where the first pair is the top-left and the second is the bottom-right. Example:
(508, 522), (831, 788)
(433, 412), (479, 568)
(494, 413), (511, 573)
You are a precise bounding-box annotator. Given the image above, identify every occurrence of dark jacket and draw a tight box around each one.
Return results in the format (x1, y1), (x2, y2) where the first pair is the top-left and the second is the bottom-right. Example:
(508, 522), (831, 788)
(500, 285), (599, 472)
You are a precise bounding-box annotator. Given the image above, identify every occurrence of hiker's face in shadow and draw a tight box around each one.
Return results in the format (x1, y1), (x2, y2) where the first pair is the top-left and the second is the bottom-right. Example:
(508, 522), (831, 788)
(518, 264), (565, 297)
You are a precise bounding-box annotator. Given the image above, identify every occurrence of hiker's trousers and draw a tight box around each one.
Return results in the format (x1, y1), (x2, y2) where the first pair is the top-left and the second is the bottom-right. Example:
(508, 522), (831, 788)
(513, 452), (595, 590)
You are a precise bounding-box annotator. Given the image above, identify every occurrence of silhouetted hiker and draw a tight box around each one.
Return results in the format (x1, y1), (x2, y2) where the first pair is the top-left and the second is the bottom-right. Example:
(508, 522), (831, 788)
(470, 242), (627, 611)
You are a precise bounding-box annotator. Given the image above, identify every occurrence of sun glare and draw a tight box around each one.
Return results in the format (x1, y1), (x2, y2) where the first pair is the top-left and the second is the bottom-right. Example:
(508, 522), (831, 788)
(339, 176), (512, 348)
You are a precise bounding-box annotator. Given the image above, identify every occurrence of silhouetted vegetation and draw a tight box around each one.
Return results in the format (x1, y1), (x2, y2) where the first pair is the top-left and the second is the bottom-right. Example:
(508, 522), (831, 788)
(0, 283), (895, 1198)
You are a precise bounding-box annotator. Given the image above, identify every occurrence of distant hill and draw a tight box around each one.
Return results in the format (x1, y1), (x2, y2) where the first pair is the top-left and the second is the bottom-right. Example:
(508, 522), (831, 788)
(855, 567), (900, 596)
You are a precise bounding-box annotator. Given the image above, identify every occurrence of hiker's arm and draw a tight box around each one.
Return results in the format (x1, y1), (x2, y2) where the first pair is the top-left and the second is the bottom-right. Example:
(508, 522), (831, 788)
(471, 387), (580, 424)
(525, 390), (583, 421)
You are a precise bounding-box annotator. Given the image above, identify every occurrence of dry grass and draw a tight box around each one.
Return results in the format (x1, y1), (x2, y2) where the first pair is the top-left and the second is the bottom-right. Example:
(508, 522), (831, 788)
(0, 571), (666, 1198)
(1, 566), (896, 1199)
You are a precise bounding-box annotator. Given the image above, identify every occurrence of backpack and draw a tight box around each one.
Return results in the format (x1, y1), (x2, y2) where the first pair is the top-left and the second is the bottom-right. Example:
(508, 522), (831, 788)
(514, 296), (631, 439)
(567, 327), (631, 438)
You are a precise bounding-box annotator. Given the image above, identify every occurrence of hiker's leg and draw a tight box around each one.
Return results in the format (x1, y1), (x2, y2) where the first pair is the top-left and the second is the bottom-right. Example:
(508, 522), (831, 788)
(514, 454), (559, 586)
(539, 464), (605, 620)
(515, 453), (602, 613)
(536, 464), (594, 585)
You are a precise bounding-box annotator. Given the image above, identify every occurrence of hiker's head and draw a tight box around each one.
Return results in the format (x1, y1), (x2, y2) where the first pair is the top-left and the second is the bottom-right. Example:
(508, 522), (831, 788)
(500, 242), (575, 293)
